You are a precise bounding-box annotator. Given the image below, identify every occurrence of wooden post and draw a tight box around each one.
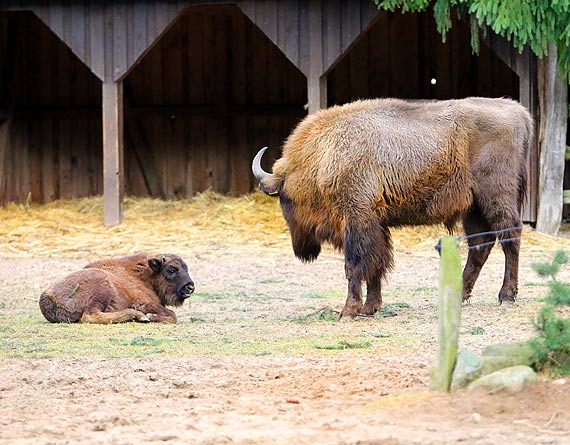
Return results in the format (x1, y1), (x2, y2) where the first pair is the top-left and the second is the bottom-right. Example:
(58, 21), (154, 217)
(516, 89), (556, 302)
(536, 41), (568, 235)
(308, 0), (326, 114)
(430, 236), (463, 392)
(102, 81), (124, 226)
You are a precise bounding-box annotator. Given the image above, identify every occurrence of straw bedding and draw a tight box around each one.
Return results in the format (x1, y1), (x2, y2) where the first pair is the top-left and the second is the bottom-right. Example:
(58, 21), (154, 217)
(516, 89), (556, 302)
(0, 192), (568, 259)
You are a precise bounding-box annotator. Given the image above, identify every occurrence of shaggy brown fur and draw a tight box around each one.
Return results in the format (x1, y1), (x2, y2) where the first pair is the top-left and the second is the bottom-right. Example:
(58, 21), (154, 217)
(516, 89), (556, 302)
(39, 253), (194, 324)
(253, 97), (533, 318)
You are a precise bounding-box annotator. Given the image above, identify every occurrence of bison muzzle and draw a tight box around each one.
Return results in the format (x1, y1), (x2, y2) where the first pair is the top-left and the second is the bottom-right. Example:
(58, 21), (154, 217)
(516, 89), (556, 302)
(252, 97), (533, 318)
(39, 253), (195, 324)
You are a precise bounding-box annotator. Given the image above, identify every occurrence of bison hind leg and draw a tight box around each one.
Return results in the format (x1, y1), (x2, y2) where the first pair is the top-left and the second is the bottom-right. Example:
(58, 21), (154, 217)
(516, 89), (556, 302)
(80, 309), (149, 324)
(39, 291), (83, 323)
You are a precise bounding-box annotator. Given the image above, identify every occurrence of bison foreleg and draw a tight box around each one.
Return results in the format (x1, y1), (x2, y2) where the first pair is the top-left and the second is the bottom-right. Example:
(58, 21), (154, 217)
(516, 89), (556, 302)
(340, 275), (364, 319)
(80, 309), (149, 324)
(145, 307), (177, 323)
(341, 220), (392, 319)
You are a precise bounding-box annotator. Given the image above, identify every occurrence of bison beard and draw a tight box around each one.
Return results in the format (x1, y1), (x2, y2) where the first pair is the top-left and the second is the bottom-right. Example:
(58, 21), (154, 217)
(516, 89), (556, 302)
(39, 253), (195, 324)
(252, 97), (533, 318)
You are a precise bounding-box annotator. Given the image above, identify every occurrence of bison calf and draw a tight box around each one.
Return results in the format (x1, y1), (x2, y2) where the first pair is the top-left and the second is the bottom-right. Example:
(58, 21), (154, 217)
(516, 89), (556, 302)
(39, 253), (194, 324)
(252, 97), (533, 318)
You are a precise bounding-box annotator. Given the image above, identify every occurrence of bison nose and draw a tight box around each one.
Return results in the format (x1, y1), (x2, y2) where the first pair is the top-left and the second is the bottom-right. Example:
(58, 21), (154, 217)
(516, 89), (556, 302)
(184, 282), (195, 295)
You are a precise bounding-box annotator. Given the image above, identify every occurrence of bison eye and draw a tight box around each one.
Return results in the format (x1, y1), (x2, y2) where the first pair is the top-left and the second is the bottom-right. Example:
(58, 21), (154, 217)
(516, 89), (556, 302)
(166, 267), (178, 277)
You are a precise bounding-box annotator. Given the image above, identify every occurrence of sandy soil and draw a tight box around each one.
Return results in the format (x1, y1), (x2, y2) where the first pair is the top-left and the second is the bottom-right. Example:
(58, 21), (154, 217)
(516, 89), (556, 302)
(1, 231), (570, 444)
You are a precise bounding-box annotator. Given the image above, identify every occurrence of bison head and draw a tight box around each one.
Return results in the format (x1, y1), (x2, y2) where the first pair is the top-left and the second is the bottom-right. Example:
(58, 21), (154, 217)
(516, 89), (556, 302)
(252, 147), (322, 262)
(148, 254), (195, 307)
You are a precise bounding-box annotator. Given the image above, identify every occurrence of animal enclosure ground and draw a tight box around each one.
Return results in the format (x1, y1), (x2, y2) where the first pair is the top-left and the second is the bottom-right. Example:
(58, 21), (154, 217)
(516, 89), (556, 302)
(1, 195), (570, 444)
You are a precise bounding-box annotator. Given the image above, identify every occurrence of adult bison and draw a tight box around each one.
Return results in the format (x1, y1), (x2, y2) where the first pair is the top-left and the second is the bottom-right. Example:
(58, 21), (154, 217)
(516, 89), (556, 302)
(252, 98), (532, 318)
(39, 253), (194, 323)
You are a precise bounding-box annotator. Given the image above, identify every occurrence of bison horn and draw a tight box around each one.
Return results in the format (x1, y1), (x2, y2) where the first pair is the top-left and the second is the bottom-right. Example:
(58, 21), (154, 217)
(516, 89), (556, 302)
(252, 147), (274, 181)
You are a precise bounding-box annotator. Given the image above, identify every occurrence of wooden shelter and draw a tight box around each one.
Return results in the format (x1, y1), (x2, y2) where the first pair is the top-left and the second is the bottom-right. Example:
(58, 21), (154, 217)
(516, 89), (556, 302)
(0, 0), (540, 225)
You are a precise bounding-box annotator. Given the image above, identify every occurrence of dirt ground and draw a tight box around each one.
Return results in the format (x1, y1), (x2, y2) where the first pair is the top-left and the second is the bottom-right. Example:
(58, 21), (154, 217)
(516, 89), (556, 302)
(1, 220), (570, 444)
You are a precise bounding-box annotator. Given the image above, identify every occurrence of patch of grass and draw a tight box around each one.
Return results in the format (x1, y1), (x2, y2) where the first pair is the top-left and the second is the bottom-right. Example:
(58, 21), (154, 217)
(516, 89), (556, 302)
(288, 307), (339, 324)
(314, 340), (373, 350)
(466, 326), (485, 335)
(300, 290), (345, 300)
(366, 331), (392, 338)
(195, 291), (240, 301)
(524, 281), (544, 287)
(259, 278), (285, 284)
(388, 302), (411, 309)
(108, 336), (178, 347)
(374, 302), (409, 319)
(413, 286), (437, 295)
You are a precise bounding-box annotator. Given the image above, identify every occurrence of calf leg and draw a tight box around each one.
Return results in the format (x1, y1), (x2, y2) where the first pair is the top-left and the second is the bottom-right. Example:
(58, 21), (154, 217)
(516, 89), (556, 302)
(462, 206), (496, 302)
(145, 307), (178, 323)
(80, 309), (149, 324)
(341, 219), (392, 319)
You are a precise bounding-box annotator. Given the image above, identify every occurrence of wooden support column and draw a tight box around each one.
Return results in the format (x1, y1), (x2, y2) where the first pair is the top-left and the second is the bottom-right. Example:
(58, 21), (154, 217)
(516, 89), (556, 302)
(536, 42), (568, 234)
(102, 81), (124, 226)
(308, 0), (326, 114)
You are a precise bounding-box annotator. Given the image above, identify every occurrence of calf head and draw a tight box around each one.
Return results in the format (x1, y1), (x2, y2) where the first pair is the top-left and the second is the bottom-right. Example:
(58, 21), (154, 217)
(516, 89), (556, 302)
(148, 254), (195, 307)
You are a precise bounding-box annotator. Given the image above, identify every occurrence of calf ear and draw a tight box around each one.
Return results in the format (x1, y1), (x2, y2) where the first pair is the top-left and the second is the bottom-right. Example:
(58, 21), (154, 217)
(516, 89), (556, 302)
(148, 258), (162, 273)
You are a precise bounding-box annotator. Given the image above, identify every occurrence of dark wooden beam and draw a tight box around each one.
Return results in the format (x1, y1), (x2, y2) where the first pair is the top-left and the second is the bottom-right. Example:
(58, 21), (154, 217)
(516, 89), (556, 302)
(102, 81), (124, 226)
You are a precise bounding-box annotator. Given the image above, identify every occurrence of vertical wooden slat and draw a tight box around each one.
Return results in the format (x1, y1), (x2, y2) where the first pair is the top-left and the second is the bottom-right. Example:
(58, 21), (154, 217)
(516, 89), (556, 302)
(70, 1), (86, 62)
(102, 81), (124, 225)
(133, 0), (149, 64)
(88, 1), (105, 80)
(29, 119), (42, 202)
(187, 10), (205, 104)
(113, 2), (128, 80)
(323, 0), (341, 71)
(308, 0), (326, 113)
(41, 118), (56, 202)
(0, 119), (12, 204)
(368, 11), (389, 100)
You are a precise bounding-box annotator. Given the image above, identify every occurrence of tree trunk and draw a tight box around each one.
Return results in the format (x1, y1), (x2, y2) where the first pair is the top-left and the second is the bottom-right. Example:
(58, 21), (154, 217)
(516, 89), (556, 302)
(536, 42), (568, 234)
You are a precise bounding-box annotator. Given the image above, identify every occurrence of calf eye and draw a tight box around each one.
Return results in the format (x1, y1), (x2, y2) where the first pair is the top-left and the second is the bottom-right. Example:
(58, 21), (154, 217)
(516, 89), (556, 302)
(167, 267), (178, 277)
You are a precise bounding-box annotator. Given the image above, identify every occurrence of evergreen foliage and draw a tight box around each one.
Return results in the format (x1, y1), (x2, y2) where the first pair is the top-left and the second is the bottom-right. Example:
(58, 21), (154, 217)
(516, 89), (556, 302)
(530, 250), (570, 375)
(373, 0), (570, 80)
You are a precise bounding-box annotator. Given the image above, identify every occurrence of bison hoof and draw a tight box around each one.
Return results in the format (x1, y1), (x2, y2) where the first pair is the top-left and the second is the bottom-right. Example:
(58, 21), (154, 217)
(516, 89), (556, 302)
(339, 308), (360, 320)
(361, 303), (380, 316)
(499, 293), (517, 306)
(462, 295), (472, 306)
(136, 314), (151, 323)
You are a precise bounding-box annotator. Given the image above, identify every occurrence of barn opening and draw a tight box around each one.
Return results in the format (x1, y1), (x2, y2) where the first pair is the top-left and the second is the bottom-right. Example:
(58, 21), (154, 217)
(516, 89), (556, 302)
(327, 10), (519, 105)
(0, 12), (102, 205)
(123, 4), (307, 200)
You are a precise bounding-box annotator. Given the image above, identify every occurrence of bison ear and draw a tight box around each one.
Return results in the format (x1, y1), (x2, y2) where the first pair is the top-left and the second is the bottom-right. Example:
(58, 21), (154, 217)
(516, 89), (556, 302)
(148, 258), (162, 273)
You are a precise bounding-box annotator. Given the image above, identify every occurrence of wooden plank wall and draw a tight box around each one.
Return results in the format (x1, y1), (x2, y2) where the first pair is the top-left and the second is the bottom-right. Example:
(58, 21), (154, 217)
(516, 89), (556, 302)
(0, 5), (307, 204)
(328, 11), (519, 104)
(124, 5), (306, 198)
(0, 13), (102, 205)
(1, 0), (228, 82)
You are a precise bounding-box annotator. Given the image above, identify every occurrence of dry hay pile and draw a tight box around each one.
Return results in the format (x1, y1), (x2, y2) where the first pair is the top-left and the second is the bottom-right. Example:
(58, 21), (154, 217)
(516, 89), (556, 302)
(0, 192), (568, 259)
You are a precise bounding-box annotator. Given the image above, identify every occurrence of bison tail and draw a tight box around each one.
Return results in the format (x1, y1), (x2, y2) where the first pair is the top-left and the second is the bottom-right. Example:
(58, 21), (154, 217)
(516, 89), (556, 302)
(39, 291), (81, 323)
(517, 113), (533, 213)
